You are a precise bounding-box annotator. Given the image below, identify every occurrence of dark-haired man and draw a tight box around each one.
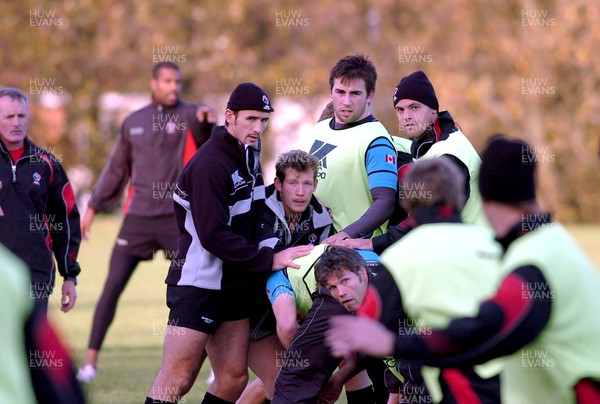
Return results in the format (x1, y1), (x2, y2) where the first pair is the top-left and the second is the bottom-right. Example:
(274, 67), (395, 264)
(338, 70), (487, 254)
(391, 70), (485, 226)
(321, 158), (503, 403)
(300, 54), (400, 243)
(78, 61), (218, 382)
(146, 83), (311, 404)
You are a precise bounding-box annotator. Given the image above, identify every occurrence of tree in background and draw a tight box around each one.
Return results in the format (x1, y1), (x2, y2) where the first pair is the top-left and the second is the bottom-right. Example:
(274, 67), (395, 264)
(1, 0), (598, 221)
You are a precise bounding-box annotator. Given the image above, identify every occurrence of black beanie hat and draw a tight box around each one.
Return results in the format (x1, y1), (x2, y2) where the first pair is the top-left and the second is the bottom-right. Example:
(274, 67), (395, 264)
(227, 82), (274, 112)
(393, 71), (439, 111)
(479, 136), (537, 203)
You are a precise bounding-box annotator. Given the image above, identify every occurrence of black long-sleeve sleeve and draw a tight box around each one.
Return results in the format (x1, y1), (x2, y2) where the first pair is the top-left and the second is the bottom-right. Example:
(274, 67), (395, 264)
(390, 265), (552, 368)
(45, 157), (81, 279)
(441, 154), (470, 202)
(371, 215), (418, 254)
(87, 126), (132, 212)
(344, 187), (396, 238)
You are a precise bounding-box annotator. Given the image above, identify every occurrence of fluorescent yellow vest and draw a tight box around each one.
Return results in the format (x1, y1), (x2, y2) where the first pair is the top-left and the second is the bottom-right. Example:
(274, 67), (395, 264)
(381, 223), (503, 402)
(0, 244), (36, 403)
(301, 119), (395, 236)
(392, 135), (412, 155)
(285, 244), (329, 316)
(419, 130), (488, 227)
(499, 224), (600, 404)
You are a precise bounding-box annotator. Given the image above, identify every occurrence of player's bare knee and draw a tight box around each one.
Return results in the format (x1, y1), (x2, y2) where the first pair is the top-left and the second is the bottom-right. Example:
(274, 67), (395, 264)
(154, 365), (195, 396)
(230, 370), (249, 388)
(214, 370), (249, 396)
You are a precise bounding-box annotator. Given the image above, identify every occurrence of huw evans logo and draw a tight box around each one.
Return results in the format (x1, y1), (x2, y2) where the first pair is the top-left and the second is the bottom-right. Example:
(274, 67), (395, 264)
(29, 350), (64, 369)
(29, 77), (64, 95)
(153, 113), (187, 134)
(276, 349), (309, 368)
(521, 9), (556, 27)
(29, 9), (64, 28)
(152, 45), (187, 64)
(398, 45), (433, 64)
(275, 77), (309, 96)
(275, 9), (309, 28)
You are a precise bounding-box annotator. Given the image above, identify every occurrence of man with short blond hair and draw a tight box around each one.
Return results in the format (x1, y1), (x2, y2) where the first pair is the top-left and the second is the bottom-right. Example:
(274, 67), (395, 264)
(238, 149), (333, 403)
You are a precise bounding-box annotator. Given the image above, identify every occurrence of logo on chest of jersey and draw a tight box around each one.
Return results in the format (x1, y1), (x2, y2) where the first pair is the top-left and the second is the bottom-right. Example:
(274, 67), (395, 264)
(231, 170), (248, 190)
(32, 172), (42, 186)
(309, 140), (337, 180)
(130, 127), (144, 136)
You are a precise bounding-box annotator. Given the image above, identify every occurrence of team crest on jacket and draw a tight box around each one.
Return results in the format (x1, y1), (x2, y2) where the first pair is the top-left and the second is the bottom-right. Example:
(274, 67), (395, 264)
(32, 172), (42, 186)
(308, 233), (317, 244)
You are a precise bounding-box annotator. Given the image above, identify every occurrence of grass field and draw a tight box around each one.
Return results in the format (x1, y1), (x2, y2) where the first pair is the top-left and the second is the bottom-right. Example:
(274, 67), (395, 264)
(48, 214), (211, 403)
(48, 215), (600, 404)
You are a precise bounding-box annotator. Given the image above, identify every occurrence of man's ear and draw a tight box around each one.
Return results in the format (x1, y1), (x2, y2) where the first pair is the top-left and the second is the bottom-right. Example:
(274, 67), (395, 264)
(366, 90), (375, 103)
(224, 109), (235, 126)
(274, 177), (283, 192)
(359, 267), (368, 282)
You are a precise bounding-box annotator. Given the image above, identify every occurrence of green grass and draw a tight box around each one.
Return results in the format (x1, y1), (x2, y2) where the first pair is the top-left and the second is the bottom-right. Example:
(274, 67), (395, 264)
(48, 214), (211, 403)
(48, 217), (600, 403)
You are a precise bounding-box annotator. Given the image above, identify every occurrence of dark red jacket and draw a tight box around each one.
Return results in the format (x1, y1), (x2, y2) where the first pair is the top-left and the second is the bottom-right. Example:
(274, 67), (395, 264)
(88, 100), (212, 217)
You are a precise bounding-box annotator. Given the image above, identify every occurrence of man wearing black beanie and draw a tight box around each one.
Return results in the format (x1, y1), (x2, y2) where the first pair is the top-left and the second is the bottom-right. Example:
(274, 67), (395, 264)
(145, 82), (312, 404)
(326, 135), (600, 403)
(479, 135), (536, 205)
(338, 70), (488, 255)
(393, 70), (487, 227)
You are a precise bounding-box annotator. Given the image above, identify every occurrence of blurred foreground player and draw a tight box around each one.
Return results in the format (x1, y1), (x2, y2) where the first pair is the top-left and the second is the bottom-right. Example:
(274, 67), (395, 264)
(327, 136), (600, 404)
(0, 243), (85, 403)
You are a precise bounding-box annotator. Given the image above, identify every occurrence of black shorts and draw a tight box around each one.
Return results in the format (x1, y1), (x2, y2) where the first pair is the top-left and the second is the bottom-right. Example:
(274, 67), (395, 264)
(249, 302), (276, 341)
(166, 284), (268, 335)
(113, 214), (178, 260)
